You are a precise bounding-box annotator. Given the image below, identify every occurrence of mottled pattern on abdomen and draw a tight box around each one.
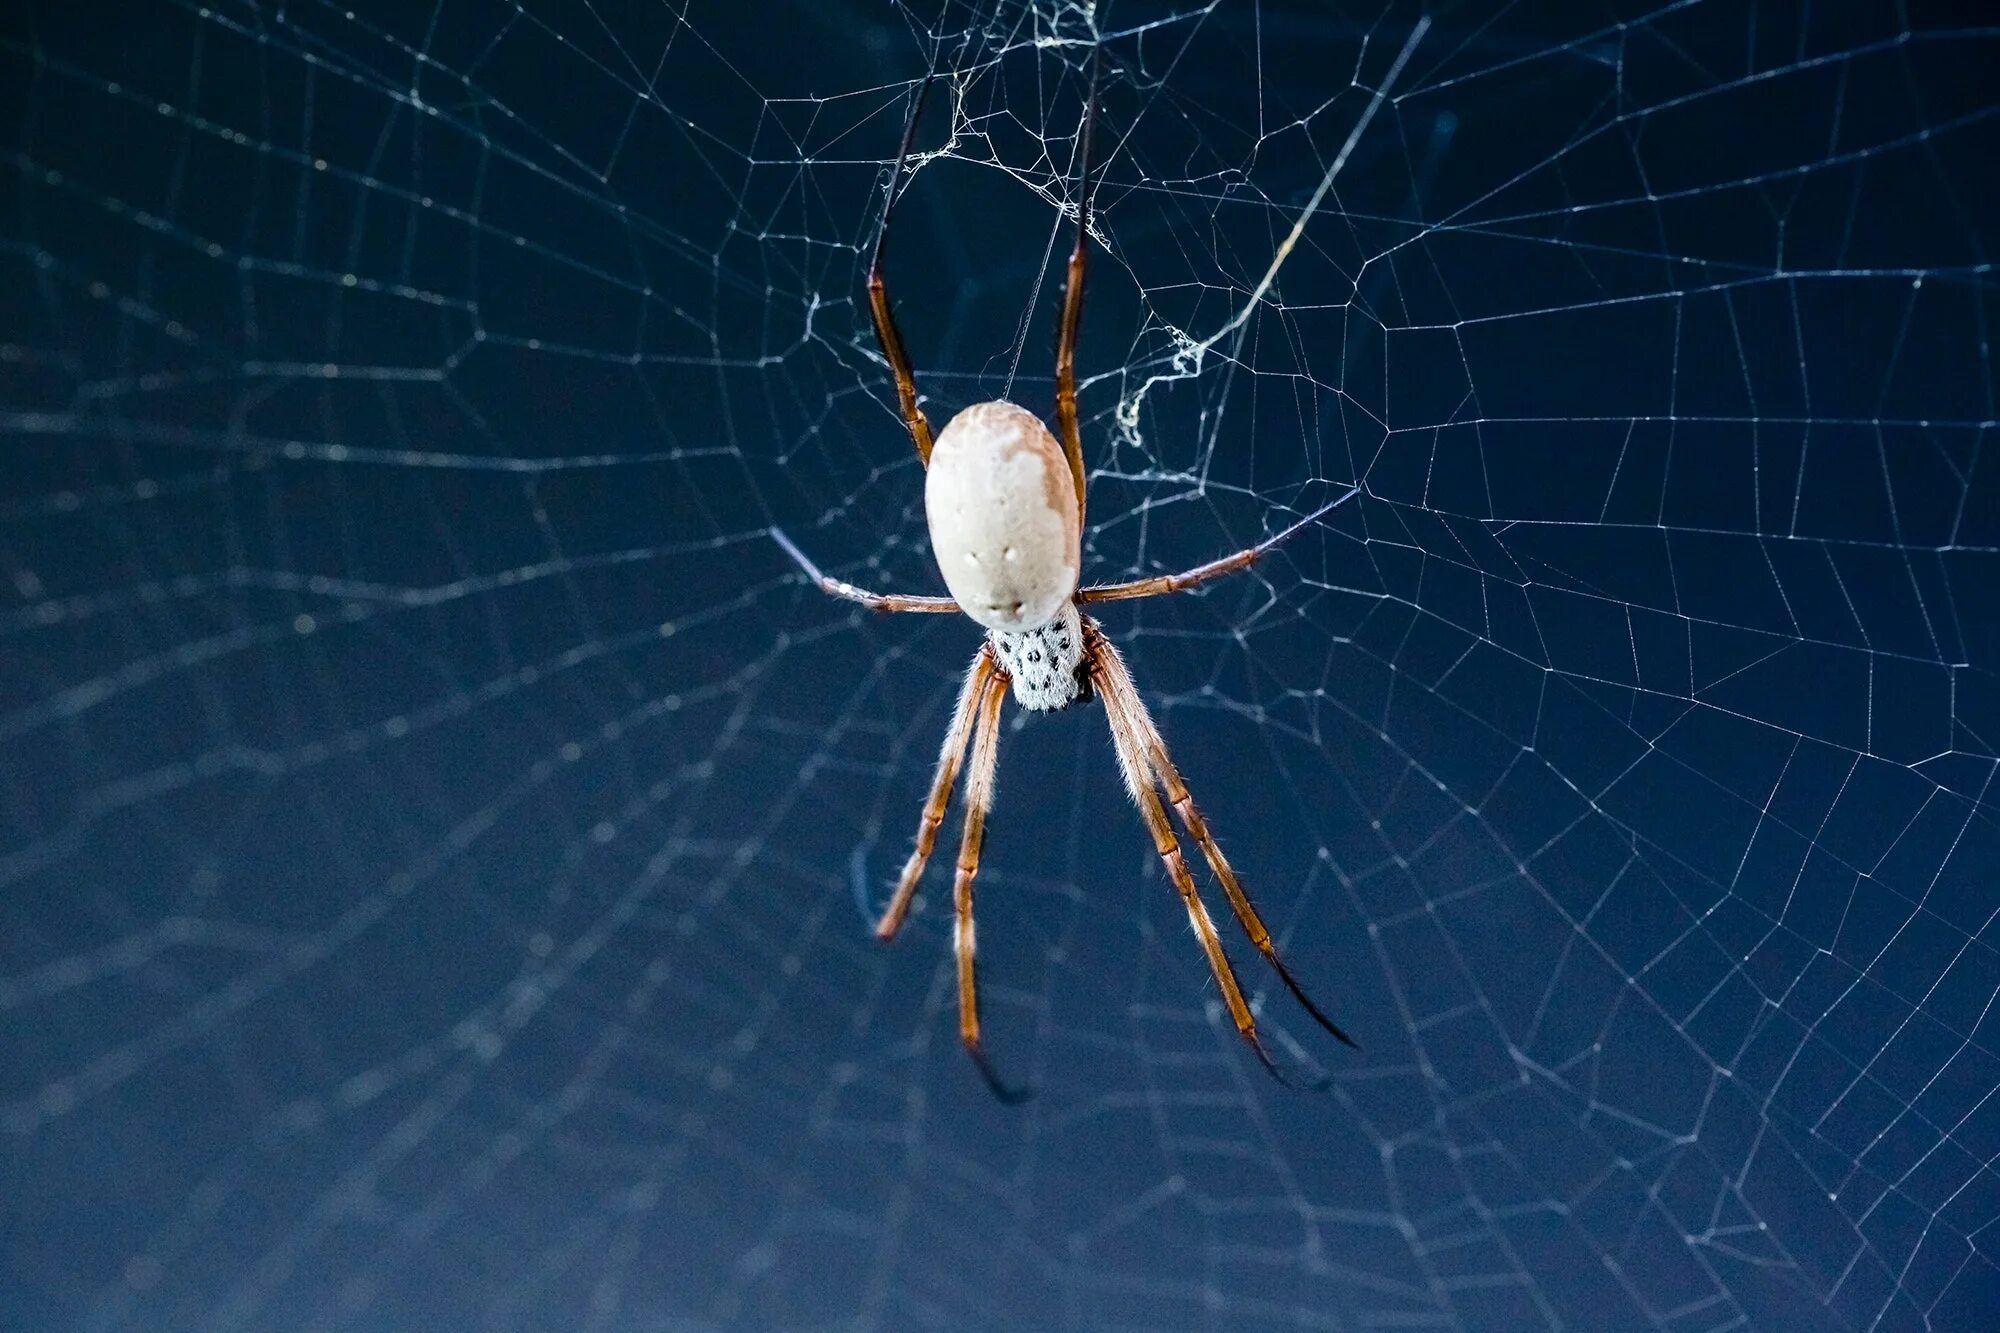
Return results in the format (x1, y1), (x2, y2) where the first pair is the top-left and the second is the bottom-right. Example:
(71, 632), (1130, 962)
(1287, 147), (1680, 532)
(990, 601), (1088, 712)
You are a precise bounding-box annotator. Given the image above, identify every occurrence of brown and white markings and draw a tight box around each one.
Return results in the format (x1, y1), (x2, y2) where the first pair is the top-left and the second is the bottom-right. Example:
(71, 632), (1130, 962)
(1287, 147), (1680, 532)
(772, 57), (1359, 1100)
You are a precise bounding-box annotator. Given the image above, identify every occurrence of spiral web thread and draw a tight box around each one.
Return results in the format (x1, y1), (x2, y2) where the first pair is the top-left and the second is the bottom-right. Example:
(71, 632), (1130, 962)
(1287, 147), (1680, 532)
(2, 3), (1996, 1329)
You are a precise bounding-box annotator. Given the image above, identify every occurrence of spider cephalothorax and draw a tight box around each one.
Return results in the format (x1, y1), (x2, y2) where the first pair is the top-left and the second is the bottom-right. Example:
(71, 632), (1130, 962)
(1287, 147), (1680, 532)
(773, 61), (1357, 1099)
(988, 603), (1090, 712)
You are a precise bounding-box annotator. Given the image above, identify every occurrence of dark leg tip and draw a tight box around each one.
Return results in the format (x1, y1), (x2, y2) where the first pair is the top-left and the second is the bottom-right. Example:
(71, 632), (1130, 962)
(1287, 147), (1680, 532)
(966, 1042), (1033, 1105)
(1244, 1032), (1292, 1088)
(1244, 1029), (1335, 1093)
(1265, 952), (1360, 1051)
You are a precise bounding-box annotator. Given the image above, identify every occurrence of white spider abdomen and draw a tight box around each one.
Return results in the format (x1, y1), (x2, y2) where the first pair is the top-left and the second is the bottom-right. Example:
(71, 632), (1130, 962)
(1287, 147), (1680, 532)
(991, 601), (1087, 712)
(925, 401), (1080, 633)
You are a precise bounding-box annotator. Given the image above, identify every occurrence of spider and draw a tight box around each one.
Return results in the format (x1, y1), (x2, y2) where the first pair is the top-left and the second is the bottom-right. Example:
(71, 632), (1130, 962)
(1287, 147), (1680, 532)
(773, 65), (1357, 1100)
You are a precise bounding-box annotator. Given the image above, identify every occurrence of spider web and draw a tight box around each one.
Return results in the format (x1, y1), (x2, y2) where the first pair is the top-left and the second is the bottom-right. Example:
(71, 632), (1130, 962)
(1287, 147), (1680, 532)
(3, 1), (1997, 1329)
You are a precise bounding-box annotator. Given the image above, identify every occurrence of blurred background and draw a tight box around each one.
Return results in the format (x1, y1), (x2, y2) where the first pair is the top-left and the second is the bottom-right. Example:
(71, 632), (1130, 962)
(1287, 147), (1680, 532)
(2, 2), (1996, 1329)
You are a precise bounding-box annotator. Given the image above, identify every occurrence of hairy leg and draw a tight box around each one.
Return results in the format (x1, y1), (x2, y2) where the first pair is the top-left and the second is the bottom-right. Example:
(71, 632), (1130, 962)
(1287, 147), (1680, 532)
(950, 663), (1026, 1101)
(876, 645), (999, 940)
(1052, 49), (1103, 523)
(1090, 633), (1287, 1082)
(868, 75), (939, 463)
(1094, 633), (1355, 1048)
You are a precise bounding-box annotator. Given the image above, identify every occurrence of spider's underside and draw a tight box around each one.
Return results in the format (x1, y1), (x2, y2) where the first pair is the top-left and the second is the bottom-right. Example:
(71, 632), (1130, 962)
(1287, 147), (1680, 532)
(771, 60), (1359, 1099)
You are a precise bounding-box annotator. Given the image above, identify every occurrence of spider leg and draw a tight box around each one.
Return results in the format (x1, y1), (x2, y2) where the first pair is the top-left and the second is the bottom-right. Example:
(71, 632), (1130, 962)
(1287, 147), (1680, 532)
(950, 662), (1029, 1102)
(1052, 47), (1103, 526)
(1089, 636), (1288, 1085)
(1077, 486), (1361, 603)
(868, 75), (938, 464)
(876, 645), (998, 941)
(1095, 639), (1357, 1049)
(770, 528), (959, 613)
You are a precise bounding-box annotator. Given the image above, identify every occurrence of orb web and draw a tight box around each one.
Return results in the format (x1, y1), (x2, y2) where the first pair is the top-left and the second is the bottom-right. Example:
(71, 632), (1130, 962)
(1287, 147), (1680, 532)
(2, 2), (1997, 1330)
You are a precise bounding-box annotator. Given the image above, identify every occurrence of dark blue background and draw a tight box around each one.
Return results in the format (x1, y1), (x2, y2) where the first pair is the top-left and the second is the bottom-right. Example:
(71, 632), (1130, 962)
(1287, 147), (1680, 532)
(3, 2), (1997, 1329)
